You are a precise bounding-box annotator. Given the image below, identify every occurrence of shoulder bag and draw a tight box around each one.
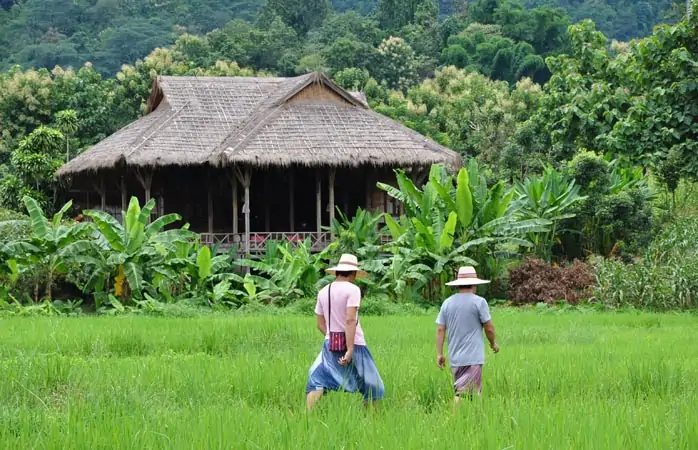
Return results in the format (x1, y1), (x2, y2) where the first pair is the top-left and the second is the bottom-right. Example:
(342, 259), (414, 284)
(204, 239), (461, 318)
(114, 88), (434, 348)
(326, 282), (360, 353)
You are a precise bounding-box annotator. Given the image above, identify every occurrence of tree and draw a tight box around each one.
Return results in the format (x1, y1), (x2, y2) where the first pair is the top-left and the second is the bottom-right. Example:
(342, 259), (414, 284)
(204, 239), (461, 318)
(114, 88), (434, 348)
(516, 16), (698, 192)
(376, 0), (439, 31)
(261, 0), (330, 35)
(374, 66), (542, 170)
(375, 36), (420, 91)
(1, 126), (64, 211)
(55, 109), (78, 162)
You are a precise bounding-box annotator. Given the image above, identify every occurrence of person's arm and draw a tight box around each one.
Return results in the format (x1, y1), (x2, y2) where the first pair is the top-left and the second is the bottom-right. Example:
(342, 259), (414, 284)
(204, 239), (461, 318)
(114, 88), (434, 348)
(316, 314), (327, 335)
(479, 299), (499, 353)
(436, 324), (446, 368)
(435, 306), (446, 368)
(483, 320), (499, 353)
(314, 295), (326, 336)
(339, 286), (360, 365)
(344, 306), (358, 355)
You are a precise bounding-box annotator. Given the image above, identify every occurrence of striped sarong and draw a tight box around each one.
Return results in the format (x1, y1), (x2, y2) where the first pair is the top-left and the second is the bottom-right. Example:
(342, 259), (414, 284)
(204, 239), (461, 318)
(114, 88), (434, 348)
(452, 365), (483, 396)
(306, 340), (385, 402)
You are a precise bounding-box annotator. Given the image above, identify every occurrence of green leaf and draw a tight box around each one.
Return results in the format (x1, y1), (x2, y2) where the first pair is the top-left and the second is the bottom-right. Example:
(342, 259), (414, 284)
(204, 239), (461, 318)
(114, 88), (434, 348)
(106, 253), (127, 266)
(7, 260), (19, 284)
(109, 295), (125, 312)
(197, 246), (212, 281)
(22, 196), (49, 240)
(455, 169), (473, 228)
(123, 262), (143, 298)
(213, 280), (231, 302)
(439, 212), (458, 252)
(84, 210), (126, 252)
(146, 213), (182, 237)
(52, 200), (73, 227)
(124, 197), (141, 232)
(384, 214), (405, 241)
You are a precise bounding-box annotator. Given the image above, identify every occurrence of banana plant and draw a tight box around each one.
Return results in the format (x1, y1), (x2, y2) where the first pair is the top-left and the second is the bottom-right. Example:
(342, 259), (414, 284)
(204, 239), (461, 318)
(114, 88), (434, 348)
(380, 162), (552, 289)
(235, 239), (330, 306)
(82, 196), (197, 301)
(513, 165), (587, 261)
(331, 206), (385, 259)
(16, 196), (93, 301)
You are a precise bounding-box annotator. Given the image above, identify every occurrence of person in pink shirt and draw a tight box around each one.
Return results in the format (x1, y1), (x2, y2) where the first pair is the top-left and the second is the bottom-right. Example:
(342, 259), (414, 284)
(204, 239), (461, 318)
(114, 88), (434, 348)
(305, 254), (385, 409)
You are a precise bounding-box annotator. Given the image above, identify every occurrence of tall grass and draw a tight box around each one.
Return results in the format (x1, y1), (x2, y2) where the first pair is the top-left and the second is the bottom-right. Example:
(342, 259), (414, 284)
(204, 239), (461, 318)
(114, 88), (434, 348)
(1, 311), (697, 448)
(594, 217), (698, 310)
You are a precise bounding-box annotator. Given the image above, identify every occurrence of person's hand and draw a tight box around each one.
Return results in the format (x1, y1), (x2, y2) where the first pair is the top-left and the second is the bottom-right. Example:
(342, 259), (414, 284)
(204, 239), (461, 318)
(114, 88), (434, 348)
(437, 354), (446, 369)
(490, 343), (500, 353)
(339, 351), (353, 366)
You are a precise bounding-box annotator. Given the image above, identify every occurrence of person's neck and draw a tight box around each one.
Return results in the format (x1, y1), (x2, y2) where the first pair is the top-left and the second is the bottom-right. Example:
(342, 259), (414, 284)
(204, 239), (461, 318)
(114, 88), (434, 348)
(335, 276), (353, 283)
(458, 288), (476, 295)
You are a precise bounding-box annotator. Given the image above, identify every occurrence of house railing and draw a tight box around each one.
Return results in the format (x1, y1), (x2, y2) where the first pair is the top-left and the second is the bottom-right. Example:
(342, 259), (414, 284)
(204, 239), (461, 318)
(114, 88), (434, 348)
(200, 231), (394, 255)
(200, 232), (333, 254)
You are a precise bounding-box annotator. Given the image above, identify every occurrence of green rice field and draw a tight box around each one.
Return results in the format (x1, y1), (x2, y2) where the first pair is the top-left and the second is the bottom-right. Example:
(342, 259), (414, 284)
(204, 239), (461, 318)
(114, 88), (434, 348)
(1, 309), (697, 449)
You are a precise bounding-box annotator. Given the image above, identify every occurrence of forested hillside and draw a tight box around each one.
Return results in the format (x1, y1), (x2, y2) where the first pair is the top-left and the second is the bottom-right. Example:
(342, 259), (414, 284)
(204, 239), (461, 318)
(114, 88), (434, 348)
(0, 0), (676, 75)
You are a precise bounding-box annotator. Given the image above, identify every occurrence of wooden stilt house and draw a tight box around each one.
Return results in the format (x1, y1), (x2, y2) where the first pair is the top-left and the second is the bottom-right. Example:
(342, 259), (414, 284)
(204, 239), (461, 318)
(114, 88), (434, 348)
(56, 72), (461, 254)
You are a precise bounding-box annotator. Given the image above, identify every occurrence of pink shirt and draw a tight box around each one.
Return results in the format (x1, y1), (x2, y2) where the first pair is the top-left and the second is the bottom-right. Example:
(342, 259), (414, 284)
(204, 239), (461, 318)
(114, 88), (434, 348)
(314, 281), (366, 346)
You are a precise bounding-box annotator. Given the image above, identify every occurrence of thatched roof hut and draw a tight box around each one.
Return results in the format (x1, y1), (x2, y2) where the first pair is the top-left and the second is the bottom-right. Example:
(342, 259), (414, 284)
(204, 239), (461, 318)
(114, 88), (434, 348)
(57, 72), (459, 177)
(56, 72), (461, 254)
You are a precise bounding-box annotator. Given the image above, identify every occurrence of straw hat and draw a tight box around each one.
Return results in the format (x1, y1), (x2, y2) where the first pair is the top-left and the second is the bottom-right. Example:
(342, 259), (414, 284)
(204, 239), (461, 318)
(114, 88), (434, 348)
(326, 254), (368, 279)
(446, 266), (490, 286)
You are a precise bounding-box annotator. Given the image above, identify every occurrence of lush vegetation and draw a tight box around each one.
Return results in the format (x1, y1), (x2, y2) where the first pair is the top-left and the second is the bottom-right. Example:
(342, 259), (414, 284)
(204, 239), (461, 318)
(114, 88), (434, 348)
(0, 1), (697, 313)
(0, 0), (678, 78)
(1, 312), (697, 447)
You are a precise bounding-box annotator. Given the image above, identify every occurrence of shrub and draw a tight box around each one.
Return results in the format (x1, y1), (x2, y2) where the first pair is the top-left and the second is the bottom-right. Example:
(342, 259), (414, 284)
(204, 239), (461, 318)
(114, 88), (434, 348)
(508, 258), (596, 305)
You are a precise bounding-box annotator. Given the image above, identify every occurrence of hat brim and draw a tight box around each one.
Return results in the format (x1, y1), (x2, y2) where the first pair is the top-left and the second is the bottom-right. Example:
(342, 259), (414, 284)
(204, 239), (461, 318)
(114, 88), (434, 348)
(326, 265), (369, 279)
(446, 278), (491, 286)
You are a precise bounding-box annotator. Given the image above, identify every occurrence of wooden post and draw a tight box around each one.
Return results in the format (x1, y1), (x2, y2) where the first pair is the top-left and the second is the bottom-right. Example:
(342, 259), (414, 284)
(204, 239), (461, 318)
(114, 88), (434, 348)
(329, 168), (336, 239)
(120, 176), (127, 214)
(207, 173), (214, 234)
(93, 177), (106, 211)
(158, 191), (165, 217)
(136, 169), (153, 223)
(100, 176), (106, 211)
(235, 168), (252, 261)
(264, 172), (270, 232)
(244, 178), (250, 258)
(289, 172), (295, 232)
(365, 171), (372, 212)
(232, 172), (238, 234)
(316, 171), (322, 233)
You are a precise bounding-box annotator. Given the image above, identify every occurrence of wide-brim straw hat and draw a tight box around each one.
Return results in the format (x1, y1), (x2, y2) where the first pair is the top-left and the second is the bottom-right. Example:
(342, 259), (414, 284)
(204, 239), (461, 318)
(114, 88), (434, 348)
(446, 266), (491, 286)
(326, 253), (368, 279)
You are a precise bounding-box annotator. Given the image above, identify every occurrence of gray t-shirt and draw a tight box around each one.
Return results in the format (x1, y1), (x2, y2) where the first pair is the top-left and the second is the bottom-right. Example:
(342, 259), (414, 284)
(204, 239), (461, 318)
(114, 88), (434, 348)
(435, 293), (492, 367)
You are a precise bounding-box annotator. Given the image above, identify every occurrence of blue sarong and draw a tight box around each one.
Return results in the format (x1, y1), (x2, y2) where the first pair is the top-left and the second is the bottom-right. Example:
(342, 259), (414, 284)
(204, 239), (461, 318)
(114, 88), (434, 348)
(306, 340), (385, 401)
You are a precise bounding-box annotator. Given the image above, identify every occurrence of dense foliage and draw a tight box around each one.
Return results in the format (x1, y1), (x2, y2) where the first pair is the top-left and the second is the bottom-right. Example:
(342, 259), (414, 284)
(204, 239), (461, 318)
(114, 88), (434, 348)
(0, 0), (676, 78)
(0, 1), (696, 312)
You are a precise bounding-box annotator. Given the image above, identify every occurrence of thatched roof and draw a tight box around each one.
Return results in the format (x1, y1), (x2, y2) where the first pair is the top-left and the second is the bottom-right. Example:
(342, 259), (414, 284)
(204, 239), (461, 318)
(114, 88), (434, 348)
(56, 72), (460, 177)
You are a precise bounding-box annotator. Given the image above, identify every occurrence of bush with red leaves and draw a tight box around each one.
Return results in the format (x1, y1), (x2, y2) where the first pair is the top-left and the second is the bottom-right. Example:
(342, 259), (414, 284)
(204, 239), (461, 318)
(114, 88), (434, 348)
(507, 258), (597, 305)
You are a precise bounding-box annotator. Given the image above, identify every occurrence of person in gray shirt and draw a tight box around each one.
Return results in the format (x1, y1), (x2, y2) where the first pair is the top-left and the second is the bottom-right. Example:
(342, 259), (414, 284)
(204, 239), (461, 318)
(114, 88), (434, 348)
(436, 266), (499, 403)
